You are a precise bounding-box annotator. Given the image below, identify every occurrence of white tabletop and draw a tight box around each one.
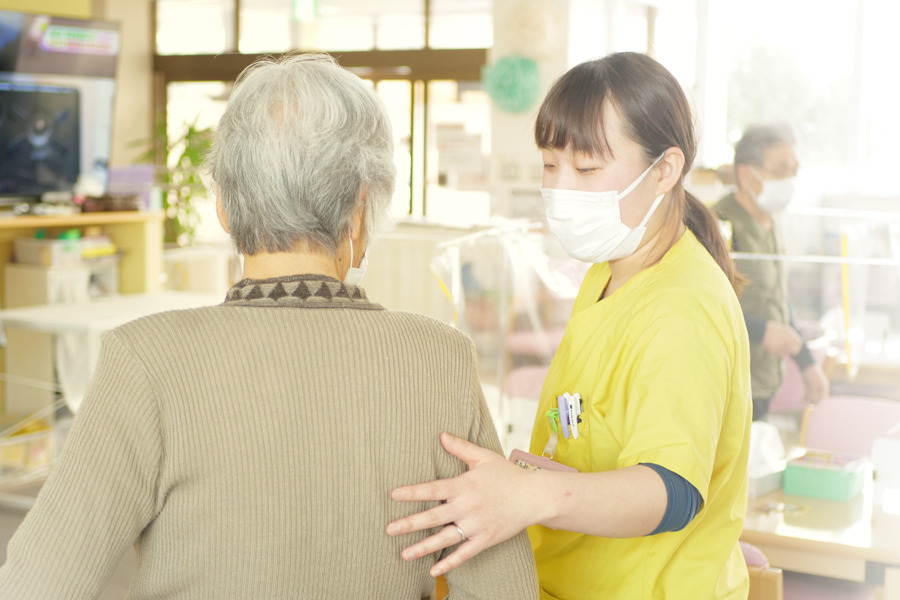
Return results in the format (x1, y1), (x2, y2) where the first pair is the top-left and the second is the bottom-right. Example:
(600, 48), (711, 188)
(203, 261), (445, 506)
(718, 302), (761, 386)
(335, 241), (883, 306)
(0, 291), (224, 334)
(742, 474), (900, 595)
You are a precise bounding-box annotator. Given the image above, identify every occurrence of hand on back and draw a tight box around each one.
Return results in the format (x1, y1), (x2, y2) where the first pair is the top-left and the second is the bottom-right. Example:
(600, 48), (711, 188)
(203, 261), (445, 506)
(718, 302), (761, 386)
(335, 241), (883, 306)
(386, 433), (541, 576)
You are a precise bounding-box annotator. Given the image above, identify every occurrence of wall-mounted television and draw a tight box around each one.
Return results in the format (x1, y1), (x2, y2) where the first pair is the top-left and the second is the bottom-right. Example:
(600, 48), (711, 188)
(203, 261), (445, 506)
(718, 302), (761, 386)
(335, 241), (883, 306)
(0, 9), (120, 203)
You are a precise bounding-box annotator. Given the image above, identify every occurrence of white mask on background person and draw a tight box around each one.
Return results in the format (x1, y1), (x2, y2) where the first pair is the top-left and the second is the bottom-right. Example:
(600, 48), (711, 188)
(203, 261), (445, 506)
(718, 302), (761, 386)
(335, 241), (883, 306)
(750, 167), (795, 214)
(344, 229), (368, 285)
(542, 154), (665, 263)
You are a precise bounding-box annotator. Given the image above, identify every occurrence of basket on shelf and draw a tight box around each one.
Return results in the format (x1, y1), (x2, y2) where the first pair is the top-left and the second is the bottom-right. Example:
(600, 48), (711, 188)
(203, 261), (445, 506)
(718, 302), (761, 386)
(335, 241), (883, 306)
(0, 399), (72, 505)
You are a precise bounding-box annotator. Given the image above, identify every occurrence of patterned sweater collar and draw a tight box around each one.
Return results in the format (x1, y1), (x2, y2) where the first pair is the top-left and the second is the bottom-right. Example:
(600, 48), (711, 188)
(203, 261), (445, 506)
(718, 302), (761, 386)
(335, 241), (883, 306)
(224, 274), (382, 310)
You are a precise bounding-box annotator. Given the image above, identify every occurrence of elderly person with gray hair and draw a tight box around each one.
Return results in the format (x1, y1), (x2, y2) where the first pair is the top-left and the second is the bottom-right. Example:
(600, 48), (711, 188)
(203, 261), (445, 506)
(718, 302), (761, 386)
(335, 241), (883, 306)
(713, 123), (829, 421)
(0, 53), (537, 599)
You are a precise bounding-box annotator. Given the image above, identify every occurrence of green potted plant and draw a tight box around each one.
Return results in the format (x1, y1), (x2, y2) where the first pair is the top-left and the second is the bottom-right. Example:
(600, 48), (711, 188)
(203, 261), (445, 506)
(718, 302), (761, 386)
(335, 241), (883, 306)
(136, 118), (213, 246)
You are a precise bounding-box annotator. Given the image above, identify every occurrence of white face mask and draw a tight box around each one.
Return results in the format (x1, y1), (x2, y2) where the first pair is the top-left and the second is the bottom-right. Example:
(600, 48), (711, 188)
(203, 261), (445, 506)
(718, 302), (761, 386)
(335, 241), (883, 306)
(750, 167), (795, 214)
(344, 230), (368, 285)
(541, 155), (665, 263)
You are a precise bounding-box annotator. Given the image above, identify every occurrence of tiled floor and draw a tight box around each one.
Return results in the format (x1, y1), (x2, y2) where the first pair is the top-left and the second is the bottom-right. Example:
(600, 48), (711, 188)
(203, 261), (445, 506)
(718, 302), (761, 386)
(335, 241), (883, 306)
(0, 489), (138, 598)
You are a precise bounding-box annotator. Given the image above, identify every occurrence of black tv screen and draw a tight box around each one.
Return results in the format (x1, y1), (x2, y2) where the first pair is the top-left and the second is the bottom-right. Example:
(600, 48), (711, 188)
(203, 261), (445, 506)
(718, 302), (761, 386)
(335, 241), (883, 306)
(0, 10), (119, 202)
(0, 82), (81, 195)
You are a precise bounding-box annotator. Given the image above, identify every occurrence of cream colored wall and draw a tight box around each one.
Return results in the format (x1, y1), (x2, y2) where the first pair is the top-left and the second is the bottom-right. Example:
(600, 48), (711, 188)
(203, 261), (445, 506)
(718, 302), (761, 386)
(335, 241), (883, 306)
(92, 0), (154, 167)
(0, 0), (90, 18)
(487, 0), (569, 220)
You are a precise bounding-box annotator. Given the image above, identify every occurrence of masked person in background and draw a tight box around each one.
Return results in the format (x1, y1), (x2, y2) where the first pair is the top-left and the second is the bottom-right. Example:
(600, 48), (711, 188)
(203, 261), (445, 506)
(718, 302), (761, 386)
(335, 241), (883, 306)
(387, 52), (752, 599)
(713, 124), (829, 421)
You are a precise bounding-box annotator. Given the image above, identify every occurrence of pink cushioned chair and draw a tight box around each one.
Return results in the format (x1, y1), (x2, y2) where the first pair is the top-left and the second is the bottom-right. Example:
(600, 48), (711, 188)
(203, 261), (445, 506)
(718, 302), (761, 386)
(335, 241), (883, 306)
(800, 395), (900, 456)
(769, 343), (834, 415)
(742, 541), (874, 600)
(769, 358), (808, 414)
(782, 572), (875, 600)
(741, 542), (783, 600)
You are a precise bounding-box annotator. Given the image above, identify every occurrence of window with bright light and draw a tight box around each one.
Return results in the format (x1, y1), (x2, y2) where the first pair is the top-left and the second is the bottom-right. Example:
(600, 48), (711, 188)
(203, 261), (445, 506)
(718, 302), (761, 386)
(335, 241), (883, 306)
(718, 0), (857, 195)
(643, 0), (896, 206)
(425, 81), (491, 226)
(363, 80), (421, 222)
(156, 0), (233, 55)
(159, 0), (492, 54)
(239, 3), (292, 53)
(429, 0), (492, 49)
(154, 0), (491, 227)
(165, 82), (230, 243)
(238, 0), (431, 53)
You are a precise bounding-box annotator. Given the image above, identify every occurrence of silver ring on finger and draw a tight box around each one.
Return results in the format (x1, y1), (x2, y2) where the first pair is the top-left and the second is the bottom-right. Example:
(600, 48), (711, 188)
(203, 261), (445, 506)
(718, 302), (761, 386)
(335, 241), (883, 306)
(453, 523), (466, 543)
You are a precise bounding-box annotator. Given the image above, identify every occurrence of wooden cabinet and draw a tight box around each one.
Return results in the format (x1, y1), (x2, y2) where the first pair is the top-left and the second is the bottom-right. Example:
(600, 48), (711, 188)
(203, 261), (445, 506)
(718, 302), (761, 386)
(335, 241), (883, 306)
(0, 212), (164, 304)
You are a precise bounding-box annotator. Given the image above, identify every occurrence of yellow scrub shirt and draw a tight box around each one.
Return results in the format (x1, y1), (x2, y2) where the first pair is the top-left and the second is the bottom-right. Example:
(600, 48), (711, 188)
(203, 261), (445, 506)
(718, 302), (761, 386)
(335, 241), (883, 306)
(529, 230), (752, 600)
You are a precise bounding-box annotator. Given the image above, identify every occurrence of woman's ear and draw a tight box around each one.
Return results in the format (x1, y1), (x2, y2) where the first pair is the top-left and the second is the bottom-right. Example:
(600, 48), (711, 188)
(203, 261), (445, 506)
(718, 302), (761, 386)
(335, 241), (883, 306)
(655, 148), (685, 196)
(349, 187), (368, 244)
(215, 193), (230, 234)
(734, 164), (754, 192)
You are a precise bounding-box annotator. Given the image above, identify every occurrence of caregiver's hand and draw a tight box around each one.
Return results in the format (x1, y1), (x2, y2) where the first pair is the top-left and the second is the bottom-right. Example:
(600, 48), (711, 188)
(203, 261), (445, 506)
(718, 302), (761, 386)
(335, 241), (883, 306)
(386, 432), (541, 576)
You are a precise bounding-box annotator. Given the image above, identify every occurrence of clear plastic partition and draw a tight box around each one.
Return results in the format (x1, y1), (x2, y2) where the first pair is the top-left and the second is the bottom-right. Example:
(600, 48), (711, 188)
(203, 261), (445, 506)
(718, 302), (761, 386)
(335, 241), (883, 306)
(430, 207), (900, 449)
(430, 220), (589, 451)
(735, 205), (900, 402)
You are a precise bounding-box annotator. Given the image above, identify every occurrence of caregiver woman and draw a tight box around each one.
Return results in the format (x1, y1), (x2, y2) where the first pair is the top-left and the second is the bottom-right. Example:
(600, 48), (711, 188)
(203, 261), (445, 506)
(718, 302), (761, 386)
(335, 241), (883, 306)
(387, 51), (752, 599)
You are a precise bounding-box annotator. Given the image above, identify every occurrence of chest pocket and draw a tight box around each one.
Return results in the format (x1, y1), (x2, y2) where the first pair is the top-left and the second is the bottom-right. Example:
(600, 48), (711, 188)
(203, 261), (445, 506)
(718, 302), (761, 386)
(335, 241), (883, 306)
(551, 399), (622, 474)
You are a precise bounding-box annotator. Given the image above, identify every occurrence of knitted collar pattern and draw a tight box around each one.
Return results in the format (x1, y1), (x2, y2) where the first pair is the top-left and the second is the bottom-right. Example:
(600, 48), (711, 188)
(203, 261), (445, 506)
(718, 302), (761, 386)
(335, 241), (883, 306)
(224, 274), (382, 310)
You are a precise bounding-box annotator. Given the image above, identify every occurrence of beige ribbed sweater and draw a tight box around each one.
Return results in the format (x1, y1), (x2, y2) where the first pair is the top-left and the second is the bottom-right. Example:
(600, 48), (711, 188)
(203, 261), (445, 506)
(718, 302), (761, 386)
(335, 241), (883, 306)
(0, 275), (538, 599)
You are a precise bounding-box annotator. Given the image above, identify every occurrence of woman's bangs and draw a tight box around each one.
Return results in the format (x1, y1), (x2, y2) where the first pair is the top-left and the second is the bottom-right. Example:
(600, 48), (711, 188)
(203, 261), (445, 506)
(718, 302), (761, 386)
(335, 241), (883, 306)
(535, 80), (613, 159)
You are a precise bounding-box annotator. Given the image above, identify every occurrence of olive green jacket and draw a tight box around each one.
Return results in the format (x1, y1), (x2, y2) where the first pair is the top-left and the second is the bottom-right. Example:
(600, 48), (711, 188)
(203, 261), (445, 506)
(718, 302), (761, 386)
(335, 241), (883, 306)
(713, 193), (789, 398)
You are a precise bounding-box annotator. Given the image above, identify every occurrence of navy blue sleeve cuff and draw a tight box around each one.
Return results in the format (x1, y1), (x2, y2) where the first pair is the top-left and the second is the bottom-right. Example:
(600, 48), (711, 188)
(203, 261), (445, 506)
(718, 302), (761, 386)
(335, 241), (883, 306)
(641, 463), (703, 535)
(793, 344), (815, 371)
(788, 312), (816, 371)
(745, 314), (767, 344)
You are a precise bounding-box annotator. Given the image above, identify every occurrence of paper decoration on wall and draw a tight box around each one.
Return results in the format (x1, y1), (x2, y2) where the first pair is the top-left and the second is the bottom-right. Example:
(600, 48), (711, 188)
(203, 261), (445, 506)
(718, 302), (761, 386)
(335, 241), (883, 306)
(482, 54), (540, 114)
(503, 0), (562, 60)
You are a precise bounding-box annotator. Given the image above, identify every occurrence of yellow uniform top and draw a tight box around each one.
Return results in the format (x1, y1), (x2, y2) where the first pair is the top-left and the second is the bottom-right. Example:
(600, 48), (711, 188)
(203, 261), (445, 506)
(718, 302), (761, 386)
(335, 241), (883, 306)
(529, 230), (751, 600)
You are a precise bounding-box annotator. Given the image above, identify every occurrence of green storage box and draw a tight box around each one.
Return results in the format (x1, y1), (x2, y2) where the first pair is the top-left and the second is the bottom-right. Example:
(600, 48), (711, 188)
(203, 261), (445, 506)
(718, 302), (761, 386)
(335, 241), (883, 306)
(782, 451), (867, 501)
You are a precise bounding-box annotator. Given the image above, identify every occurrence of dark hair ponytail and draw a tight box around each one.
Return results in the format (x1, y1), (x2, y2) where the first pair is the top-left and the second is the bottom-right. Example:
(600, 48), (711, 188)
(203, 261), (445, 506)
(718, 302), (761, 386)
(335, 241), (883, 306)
(684, 191), (745, 293)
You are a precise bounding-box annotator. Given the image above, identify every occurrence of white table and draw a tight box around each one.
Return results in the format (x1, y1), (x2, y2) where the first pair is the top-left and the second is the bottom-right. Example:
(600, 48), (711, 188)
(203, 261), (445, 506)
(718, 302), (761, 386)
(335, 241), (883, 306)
(1, 291), (223, 414)
(742, 479), (900, 598)
(1, 291), (222, 334)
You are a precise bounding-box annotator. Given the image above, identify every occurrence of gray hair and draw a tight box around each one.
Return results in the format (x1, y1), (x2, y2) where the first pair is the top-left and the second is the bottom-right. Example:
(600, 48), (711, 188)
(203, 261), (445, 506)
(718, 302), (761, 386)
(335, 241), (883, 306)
(208, 53), (395, 256)
(733, 123), (796, 168)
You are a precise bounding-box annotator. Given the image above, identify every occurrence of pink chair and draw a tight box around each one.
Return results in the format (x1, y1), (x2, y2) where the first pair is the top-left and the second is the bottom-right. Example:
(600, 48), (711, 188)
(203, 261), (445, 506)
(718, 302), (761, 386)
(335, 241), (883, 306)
(770, 342), (833, 415)
(742, 542), (875, 600)
(741, 542), (783, 600)
(741, 541), (771, 568)
(769, 358), (808, 414)
(504, 326), (566, 361)
(504, 365), (549, 400)
(801, 395), (900, 456)
(782, 572), (874, 600)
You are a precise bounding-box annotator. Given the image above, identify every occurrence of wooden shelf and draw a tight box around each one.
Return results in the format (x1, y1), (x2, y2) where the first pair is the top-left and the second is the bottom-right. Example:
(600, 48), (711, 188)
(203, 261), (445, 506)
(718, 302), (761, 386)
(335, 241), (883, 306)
(0, 211), (164, 300)
(0, 211), (164, 229)
(0, 211), (165, 411)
